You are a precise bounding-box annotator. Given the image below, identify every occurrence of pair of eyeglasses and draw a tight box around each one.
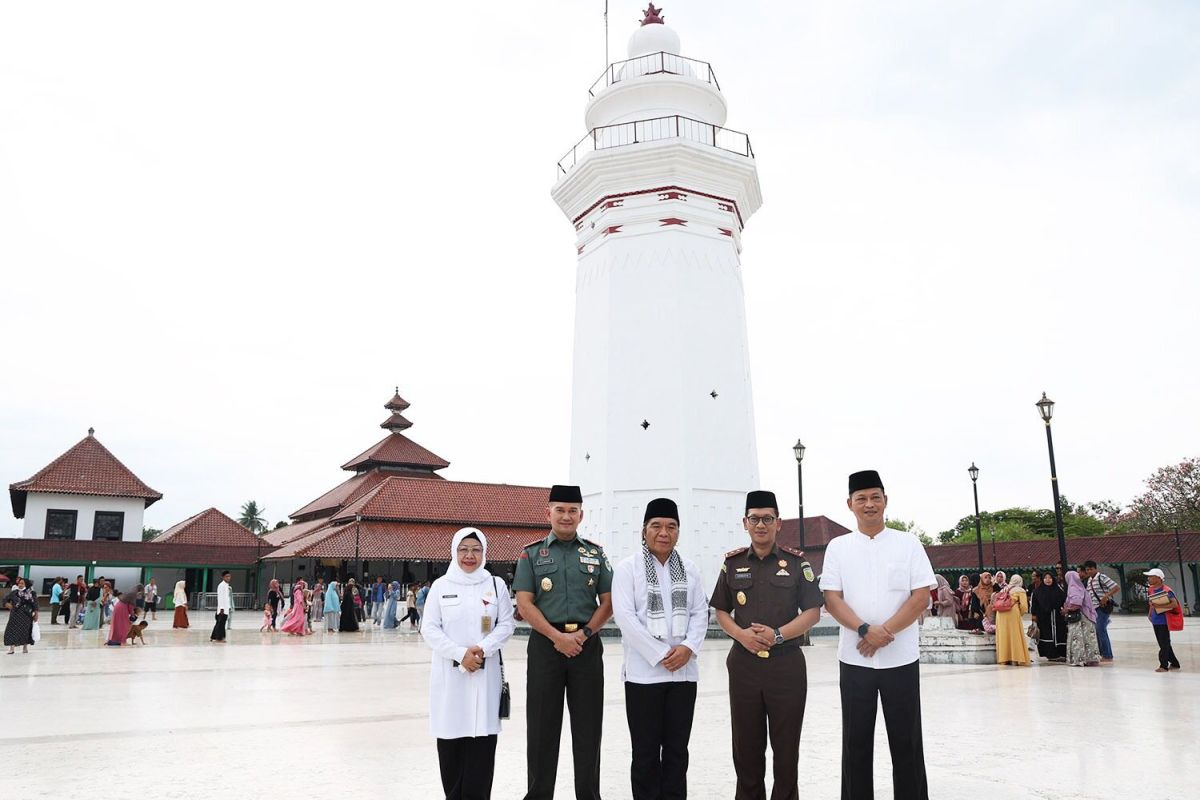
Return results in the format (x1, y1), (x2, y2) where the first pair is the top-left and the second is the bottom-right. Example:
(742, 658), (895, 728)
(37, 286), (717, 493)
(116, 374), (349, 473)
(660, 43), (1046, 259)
(746, 515), (777, 526)
(456, 547), (484, 555)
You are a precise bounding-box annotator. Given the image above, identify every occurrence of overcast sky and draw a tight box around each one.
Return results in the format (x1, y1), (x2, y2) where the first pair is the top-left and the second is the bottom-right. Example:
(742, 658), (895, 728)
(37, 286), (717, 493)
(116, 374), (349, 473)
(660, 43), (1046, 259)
(2, 1), (1197, 539)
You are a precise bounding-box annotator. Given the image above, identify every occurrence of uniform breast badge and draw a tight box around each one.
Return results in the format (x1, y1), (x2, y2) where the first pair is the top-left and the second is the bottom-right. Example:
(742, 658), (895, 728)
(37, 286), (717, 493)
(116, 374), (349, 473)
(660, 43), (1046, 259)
(778, 559), (787, 568)
(541, 577), (553, 592)
(736, 591), (747, 605)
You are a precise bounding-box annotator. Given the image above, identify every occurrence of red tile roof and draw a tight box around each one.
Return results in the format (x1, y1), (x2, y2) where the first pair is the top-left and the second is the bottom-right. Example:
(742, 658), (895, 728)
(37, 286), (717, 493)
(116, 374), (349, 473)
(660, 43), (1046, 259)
(260, 517), (335, 547)
(331, 476), (550, 527)
(263, 520), (540, 562)
(380, 412), (413, 430)
(385, 391), (411, 412)
(289, 471), (392, 521)
(778, 516), (851, 550)
(9, 433), (162, 517)
(340, 433), (450, 473)
(925, 530), (1200, 571)
(151, 508), (262, 547)
(0, 538), (260, 568)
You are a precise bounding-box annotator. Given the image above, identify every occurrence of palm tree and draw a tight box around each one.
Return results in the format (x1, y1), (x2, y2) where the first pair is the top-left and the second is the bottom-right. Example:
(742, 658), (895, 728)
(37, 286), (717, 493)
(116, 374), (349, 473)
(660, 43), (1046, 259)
(239, 500), (268, 535)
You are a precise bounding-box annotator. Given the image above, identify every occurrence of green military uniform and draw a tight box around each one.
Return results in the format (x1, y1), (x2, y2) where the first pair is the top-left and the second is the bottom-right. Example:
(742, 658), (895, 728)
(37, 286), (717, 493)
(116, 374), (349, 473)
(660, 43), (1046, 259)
(513, 531), (613, 800)
(711, 543), (823, 800)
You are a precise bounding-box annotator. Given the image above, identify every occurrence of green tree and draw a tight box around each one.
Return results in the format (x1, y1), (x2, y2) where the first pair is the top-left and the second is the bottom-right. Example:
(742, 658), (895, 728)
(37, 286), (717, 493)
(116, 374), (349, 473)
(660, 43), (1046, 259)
(141, 526), (162, 542)
(937, 502), (1108, 544)
(273, 520), (289, 530)
(238, 500), (268, 534)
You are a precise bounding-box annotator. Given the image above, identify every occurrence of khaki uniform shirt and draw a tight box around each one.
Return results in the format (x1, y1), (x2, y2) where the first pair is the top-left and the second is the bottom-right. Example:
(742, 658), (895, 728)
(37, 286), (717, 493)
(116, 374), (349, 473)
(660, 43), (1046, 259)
(512, 532), (613, 624)
(710, 543), (823, 629)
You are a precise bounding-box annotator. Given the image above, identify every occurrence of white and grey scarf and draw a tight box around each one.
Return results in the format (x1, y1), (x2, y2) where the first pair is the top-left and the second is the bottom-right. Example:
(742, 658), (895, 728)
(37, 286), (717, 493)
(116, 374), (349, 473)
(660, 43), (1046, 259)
(642, 543), (689, 639)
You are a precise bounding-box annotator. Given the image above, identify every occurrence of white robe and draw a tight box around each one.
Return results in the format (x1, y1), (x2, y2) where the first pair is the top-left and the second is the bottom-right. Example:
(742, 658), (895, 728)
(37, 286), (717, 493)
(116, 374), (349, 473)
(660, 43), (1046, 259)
(423, 573), (515, 739)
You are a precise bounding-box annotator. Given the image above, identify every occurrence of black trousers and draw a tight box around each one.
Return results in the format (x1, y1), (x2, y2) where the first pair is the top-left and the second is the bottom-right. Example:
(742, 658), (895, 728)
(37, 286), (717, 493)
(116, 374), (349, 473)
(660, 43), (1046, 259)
(437, 735), (497, 800)
(523, 630), (604, 800)
(727, 648), (808, 800)
(839, 661), (927, 800)
(211, 611), (228, 641)
(1153, 624), (1181, 669)
(624, 680), (697, 800)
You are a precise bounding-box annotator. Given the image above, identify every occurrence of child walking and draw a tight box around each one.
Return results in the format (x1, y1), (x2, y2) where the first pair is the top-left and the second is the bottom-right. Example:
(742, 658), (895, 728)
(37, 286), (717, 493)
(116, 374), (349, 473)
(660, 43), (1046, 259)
(260, 602), (274, 633)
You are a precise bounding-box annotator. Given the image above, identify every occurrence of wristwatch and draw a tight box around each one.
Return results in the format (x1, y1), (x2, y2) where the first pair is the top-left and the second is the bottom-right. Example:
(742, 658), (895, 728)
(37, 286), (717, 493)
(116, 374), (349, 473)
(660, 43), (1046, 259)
(773, 627), (784, 645)
(857, 623), (871, 638)
(582, 626), (594, 639)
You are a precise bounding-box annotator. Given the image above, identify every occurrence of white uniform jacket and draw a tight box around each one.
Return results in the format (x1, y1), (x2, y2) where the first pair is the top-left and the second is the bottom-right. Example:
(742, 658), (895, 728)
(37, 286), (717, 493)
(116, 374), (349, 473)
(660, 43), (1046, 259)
(423, 573), (515, 739)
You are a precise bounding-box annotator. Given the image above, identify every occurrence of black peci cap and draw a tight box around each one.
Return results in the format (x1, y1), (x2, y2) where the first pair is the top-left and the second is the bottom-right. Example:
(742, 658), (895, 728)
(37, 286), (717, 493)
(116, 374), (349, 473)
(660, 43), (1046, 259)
(548, 485), (583, 504)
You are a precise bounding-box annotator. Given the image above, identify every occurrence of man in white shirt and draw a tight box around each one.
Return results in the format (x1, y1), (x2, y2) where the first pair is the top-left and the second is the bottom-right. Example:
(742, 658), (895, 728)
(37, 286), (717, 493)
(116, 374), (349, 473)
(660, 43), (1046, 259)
(820, 471), (935, 800)
(211, 570), (232, 643)
(612, 498), (710, 800)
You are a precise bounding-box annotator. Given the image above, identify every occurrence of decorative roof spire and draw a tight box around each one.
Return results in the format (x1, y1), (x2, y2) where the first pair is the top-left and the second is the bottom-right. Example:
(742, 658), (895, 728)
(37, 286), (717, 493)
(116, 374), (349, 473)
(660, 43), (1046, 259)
(87, 427), (95, 437)
(384, 387), (411, 412)
(641, 3), (664, 26)
(381, 388), (413, 431)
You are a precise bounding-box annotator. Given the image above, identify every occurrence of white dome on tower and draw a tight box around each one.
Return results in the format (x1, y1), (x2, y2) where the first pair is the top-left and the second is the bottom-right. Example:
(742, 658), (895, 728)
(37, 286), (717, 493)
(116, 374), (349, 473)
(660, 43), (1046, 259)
(627, 4), (681, 57)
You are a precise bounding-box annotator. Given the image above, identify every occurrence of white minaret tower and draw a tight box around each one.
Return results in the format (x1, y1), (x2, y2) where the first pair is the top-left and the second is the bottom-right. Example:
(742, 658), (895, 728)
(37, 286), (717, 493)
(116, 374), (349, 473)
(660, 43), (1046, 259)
(551, 5), (763, 583)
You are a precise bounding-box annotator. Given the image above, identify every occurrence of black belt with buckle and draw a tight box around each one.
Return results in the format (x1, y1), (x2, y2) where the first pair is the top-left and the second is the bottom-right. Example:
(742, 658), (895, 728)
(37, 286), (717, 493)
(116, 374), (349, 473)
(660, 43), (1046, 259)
(750, 641), (803, 659)
(551, 622), (586, 633)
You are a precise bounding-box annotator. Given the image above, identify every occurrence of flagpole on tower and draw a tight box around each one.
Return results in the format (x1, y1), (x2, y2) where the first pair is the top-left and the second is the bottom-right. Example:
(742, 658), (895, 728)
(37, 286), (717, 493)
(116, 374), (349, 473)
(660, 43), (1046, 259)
(604, 1), (609, 69)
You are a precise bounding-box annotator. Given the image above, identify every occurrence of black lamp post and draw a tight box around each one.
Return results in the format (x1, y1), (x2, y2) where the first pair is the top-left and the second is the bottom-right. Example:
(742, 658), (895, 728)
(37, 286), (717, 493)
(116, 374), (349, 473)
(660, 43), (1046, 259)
(793, 439), (806, 550)
(1174, 522), (1191, 615)
(354, 514), (362, 581)
(1036, 392), (1070, 571)
(968, 462), (983, 570)
(792, 438), (811, 646)
(990, 526), (997, 571)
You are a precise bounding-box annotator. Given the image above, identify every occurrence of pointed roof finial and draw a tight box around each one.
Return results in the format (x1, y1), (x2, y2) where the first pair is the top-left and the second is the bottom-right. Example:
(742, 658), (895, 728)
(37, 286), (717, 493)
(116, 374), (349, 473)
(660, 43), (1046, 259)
(87, 427), (95, 437)
(641, 3), (664, 26)
(385, 388), (411, 412)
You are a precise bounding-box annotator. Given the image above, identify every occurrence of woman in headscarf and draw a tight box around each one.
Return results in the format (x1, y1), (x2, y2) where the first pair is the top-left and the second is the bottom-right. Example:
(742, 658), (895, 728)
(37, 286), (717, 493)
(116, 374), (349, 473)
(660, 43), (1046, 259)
(99, 581), (113, 624)
(954, 575), (976, 630)
(3, 577), (38, 654)
(105, 590), (135, 646)
(969, 572), (993, 631)
(1030, 571), (1066, 661)
(992, 570), (1008, 591)
(382, 581), (402, 630)
(310, 579), (325, 627)
(324, 580), (341, 632)
(1063, 570), (1100, 666)
(994, 574), (1030, 665)
(280, 580), (310, 636)
(83, 579), (103, 630)
(423, 527), (515, 800)
(933, 575), (957, 624)
(267, 579), (285, 630)
(172, 580), (190, 629)
(339, 579), (360, 632)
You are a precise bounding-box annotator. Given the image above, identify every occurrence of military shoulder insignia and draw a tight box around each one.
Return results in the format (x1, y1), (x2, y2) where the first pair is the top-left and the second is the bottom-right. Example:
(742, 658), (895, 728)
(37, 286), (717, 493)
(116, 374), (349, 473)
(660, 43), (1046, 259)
(724, 546), (748, 559)
(578, 537), (605, 553)
(522, 536), (547, 549)
(801, 561), (816, 582)
(780, 545), (805, 558)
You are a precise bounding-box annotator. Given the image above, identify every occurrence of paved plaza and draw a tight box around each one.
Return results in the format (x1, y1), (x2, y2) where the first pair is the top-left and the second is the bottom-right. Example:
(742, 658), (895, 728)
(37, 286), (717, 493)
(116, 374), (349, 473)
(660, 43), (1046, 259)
(2, 613), (1194, 798)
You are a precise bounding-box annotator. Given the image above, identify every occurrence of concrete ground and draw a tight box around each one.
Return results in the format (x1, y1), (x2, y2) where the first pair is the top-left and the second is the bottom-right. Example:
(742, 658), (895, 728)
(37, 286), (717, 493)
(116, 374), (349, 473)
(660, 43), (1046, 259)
(1, 612), (1194, 798)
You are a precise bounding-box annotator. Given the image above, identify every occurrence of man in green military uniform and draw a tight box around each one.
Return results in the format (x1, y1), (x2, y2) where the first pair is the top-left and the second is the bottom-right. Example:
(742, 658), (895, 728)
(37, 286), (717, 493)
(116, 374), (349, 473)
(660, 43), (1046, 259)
(711, 489), (824, 800)
(513, 484), (614, 800)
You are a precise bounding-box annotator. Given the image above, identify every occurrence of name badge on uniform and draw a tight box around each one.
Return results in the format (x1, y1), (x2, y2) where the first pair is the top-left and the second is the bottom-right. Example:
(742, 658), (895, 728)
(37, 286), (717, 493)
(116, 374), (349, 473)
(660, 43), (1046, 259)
(535, 558), (555, 566)
(580, 556), (600, 566)
(481, 615), (493, 634)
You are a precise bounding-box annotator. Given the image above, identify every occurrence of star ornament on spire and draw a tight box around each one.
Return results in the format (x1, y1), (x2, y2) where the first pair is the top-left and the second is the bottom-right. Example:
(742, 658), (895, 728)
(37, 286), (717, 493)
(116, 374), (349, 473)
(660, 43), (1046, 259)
(641, 3), (665, 26)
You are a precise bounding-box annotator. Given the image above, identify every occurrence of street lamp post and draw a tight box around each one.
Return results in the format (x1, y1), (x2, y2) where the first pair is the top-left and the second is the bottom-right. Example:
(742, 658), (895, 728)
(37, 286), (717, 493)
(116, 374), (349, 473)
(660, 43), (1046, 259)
(1175, 524), (1191, 615)
(354, 514), (362, 581)
(793, 439), (806, 550)
(1035, 393), (1070, 571)
(792, 439), (811, 646)
(990, 527), (997, 571)
(968, 463), (983, 570)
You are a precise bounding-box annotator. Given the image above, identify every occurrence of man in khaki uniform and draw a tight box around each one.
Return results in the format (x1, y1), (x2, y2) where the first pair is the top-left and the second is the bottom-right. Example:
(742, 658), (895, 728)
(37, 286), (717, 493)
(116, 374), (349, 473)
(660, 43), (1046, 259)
(711, 490), (824, 800)
(513, 484), (614, 800)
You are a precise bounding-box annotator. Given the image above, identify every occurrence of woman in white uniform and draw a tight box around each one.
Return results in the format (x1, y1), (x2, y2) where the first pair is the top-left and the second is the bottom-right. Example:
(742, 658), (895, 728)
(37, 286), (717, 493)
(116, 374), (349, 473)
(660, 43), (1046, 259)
(423, 527), (515, 800)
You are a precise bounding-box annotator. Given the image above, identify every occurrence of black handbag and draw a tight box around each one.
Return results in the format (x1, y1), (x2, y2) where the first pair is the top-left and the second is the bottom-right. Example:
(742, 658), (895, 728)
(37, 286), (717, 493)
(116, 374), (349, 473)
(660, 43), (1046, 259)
(493, 576), (511, 720)
(1065, 610), (1082, 624)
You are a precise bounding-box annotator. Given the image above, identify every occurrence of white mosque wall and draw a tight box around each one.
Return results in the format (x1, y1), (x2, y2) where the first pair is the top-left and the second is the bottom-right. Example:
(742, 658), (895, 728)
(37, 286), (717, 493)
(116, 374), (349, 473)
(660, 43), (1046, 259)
(21, 494), (146, 543)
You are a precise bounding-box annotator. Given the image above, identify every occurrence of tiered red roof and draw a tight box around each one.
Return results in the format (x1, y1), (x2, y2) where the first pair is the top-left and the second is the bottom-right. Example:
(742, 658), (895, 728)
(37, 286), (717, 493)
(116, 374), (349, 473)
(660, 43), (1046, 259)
(340, 434), (450, 473)
(9, 431), (162, 518)
(266, 520), (538, 562)
(331, 477), (550, 526)
(289, 470), (393, 522)
(152, 507), (263, 547)
(380, 412), (413, 431)
(260, 516), (337, 547)
(778, 516), (851, 551)
(384, 389), (411, 411)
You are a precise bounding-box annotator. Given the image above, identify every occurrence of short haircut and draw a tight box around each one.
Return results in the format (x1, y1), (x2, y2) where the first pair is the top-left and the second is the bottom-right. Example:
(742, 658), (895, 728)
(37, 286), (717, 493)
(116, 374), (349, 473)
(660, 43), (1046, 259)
(221, 570), (231, 577)
(1083, 560), (1098, 569)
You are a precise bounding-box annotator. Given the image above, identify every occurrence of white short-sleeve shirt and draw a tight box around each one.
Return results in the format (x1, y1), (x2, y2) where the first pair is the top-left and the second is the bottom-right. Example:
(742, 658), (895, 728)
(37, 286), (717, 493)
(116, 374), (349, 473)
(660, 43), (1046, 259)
(819, 527), (936, 669)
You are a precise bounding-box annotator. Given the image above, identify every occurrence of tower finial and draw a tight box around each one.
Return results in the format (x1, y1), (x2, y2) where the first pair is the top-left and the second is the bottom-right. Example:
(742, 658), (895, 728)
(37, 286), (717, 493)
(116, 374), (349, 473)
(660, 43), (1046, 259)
(87, 427), (95, 437)
(641, 4), (664, 26)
